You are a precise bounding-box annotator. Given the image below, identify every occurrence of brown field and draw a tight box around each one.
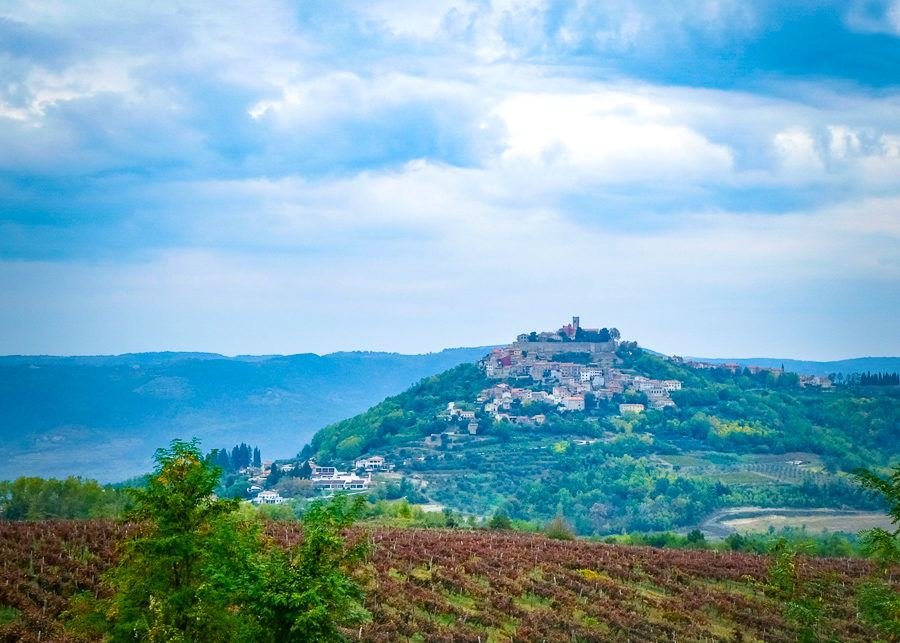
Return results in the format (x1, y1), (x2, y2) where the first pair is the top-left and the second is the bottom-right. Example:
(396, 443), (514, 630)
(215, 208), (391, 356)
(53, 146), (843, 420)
(0, 520), (889, 642)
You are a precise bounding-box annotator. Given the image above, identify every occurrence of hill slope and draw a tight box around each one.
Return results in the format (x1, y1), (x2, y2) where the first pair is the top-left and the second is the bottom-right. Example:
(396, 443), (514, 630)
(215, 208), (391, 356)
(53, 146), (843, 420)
(307, 346), (899, 534)
(0, 347), (491, 481)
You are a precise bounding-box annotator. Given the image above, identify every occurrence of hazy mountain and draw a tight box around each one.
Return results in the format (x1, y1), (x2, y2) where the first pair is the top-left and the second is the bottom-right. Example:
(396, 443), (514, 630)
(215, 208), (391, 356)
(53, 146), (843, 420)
(0, 348), (492, 482)
(3, 346), (896, 483)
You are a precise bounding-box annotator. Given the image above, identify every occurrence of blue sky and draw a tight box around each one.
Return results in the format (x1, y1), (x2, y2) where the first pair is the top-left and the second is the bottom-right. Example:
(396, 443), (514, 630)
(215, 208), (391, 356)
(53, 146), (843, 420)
(1, 0), (899, 359)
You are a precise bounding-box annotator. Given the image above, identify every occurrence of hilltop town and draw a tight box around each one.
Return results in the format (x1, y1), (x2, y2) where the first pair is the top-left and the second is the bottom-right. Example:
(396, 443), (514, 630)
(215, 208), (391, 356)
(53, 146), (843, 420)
(255, 317), (845, 503)
(470, 317), (681, 426)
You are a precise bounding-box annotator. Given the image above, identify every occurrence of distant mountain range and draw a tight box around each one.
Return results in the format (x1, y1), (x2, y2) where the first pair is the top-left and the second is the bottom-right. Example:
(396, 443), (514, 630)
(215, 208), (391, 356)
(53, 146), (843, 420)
(685, 356), (900, 376)
(2, 347), (897, 483)
(0, 348), (492, 482)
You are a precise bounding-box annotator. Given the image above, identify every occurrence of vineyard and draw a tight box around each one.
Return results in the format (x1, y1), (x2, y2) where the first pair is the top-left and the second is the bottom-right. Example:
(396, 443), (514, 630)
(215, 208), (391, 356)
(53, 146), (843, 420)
(0, 521), (889, 642)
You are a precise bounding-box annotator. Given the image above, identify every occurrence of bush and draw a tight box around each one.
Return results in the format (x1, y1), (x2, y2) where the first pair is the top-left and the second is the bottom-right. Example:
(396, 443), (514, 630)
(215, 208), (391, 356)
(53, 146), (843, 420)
(545, 516), (575, 540)
(488, 510), (512, 530)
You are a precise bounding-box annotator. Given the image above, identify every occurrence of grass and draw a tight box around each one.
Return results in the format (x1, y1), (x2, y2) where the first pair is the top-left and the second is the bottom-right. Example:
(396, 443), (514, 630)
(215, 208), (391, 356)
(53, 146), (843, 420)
(514, 592), (552, 612)
(444, 591), (477, 611)
(0, 605), (20, 626)
(660, 454), (707, 467)
(409, 565), (432, 581)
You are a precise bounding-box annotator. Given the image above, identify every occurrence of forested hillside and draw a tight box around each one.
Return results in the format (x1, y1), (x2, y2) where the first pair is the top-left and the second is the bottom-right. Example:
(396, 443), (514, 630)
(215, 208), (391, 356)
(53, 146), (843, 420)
(306, 346), (899, 534)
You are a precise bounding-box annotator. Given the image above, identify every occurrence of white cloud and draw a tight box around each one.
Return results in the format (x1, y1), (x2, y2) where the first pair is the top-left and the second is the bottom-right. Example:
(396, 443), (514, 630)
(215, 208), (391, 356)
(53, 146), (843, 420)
(846, 0), (900, 35)
(494, 91), (734, 181)
(773, 127), (824, 174)
(2, 0), (900, 358)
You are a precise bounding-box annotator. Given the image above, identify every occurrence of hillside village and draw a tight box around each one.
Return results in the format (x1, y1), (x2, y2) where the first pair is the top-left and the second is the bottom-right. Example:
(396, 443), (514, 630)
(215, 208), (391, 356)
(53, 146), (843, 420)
(255, 317), (847, 503)
(467, 317), (682, 428)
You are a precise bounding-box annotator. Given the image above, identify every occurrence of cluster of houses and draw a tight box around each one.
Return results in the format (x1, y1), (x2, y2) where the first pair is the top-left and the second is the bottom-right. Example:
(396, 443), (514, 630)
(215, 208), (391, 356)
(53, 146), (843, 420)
(305, 457), (393, 494)
(440, 402), (481, 434)
(248, 456), (392, 504)
(476, 318), (682, 423)
(674, 356), (834, 389)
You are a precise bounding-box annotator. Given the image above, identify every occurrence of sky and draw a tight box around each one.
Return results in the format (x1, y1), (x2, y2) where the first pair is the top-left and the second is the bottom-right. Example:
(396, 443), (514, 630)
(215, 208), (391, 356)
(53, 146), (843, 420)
(1, 0), (899, 360)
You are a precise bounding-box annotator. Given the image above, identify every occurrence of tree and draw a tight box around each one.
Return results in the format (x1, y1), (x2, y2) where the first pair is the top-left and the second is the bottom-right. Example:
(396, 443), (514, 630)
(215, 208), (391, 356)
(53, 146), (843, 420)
(104, 439), (369, 642)
(296, 460), (313, 479)
(488, 509), (512, 530)
(106, 439), (251, 641)
(854, 466), (900, 529)
(249, 495), (370, 641)
(253, 447), (262, 468)
(764, 540), (824, 642)
(853, 465), (900, 638)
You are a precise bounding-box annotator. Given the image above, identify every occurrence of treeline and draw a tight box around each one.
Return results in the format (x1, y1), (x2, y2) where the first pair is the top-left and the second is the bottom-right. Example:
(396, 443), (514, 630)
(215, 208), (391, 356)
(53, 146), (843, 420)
(0, 477), (131, 520)
(604, 527), (864, 558)
(207, 442), (262, 472)
(854, 371), (900, 386)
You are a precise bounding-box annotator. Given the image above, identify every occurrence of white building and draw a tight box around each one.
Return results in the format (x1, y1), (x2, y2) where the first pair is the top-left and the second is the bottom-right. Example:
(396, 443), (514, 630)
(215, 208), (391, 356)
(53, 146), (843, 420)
(252, 490), (285, 505)
(355, 456), (389, 472)
(313, 473), (370, 493)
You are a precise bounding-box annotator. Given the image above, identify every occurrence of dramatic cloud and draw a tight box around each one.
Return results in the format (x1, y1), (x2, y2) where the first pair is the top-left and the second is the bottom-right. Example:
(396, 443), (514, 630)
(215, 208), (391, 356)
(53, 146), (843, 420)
(1, 0), (899, 359)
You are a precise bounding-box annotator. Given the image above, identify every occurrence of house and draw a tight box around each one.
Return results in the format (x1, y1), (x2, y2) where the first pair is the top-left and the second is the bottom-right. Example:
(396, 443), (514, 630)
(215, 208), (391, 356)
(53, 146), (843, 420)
(310, 464), (337, 479)
(563, 395), (585, 411)
(459, 410), (476, 420)
(355, 455), (388, 472)
(312, 473), (370, 493)
(619, 403), (645, 414)
(467, 421), (479, 435)
(252, 490), (285, 505)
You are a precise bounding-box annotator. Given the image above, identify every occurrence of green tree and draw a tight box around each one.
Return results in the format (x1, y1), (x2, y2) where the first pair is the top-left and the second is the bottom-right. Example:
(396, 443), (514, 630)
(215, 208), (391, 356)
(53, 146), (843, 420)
(103, 439), (369, 642)
(489, 509), (512, 530)
(765, 539), (824, 642)
(249, 495), (370, 641)
(853, 465), (900, 638)
(105, 439), (251, 641)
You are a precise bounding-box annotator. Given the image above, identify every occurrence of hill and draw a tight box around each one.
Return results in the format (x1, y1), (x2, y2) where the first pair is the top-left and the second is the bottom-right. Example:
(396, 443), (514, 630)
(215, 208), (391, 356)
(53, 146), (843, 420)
(304, 327), (899, 535)
(686, 356), (900, 377)
(0, 347), (491, 482)
(0, 520), (883, 642)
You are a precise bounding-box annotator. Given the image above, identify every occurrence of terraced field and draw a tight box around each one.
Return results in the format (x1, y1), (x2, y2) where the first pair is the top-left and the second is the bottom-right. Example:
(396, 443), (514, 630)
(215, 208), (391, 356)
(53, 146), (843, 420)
(0, 521), (888, 642)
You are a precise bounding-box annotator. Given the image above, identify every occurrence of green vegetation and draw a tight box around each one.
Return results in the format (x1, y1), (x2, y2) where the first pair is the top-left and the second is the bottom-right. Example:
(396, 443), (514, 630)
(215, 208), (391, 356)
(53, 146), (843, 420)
(544, 515), (576, 540)
(305, 346), (898, 534)
(306, 363), (490, 462)
(0, 347), (491, 481)
(765, 540), (825, 642)
(95, 439), (368, 642)
(852, 464), (900, 639)
(0, 476), (131, 519)
(249, 496), (370, 642)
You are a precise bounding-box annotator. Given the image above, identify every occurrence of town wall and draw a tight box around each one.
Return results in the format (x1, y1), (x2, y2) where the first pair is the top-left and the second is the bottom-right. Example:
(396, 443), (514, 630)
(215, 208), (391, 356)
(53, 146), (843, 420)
(512, 340), (617, 356)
